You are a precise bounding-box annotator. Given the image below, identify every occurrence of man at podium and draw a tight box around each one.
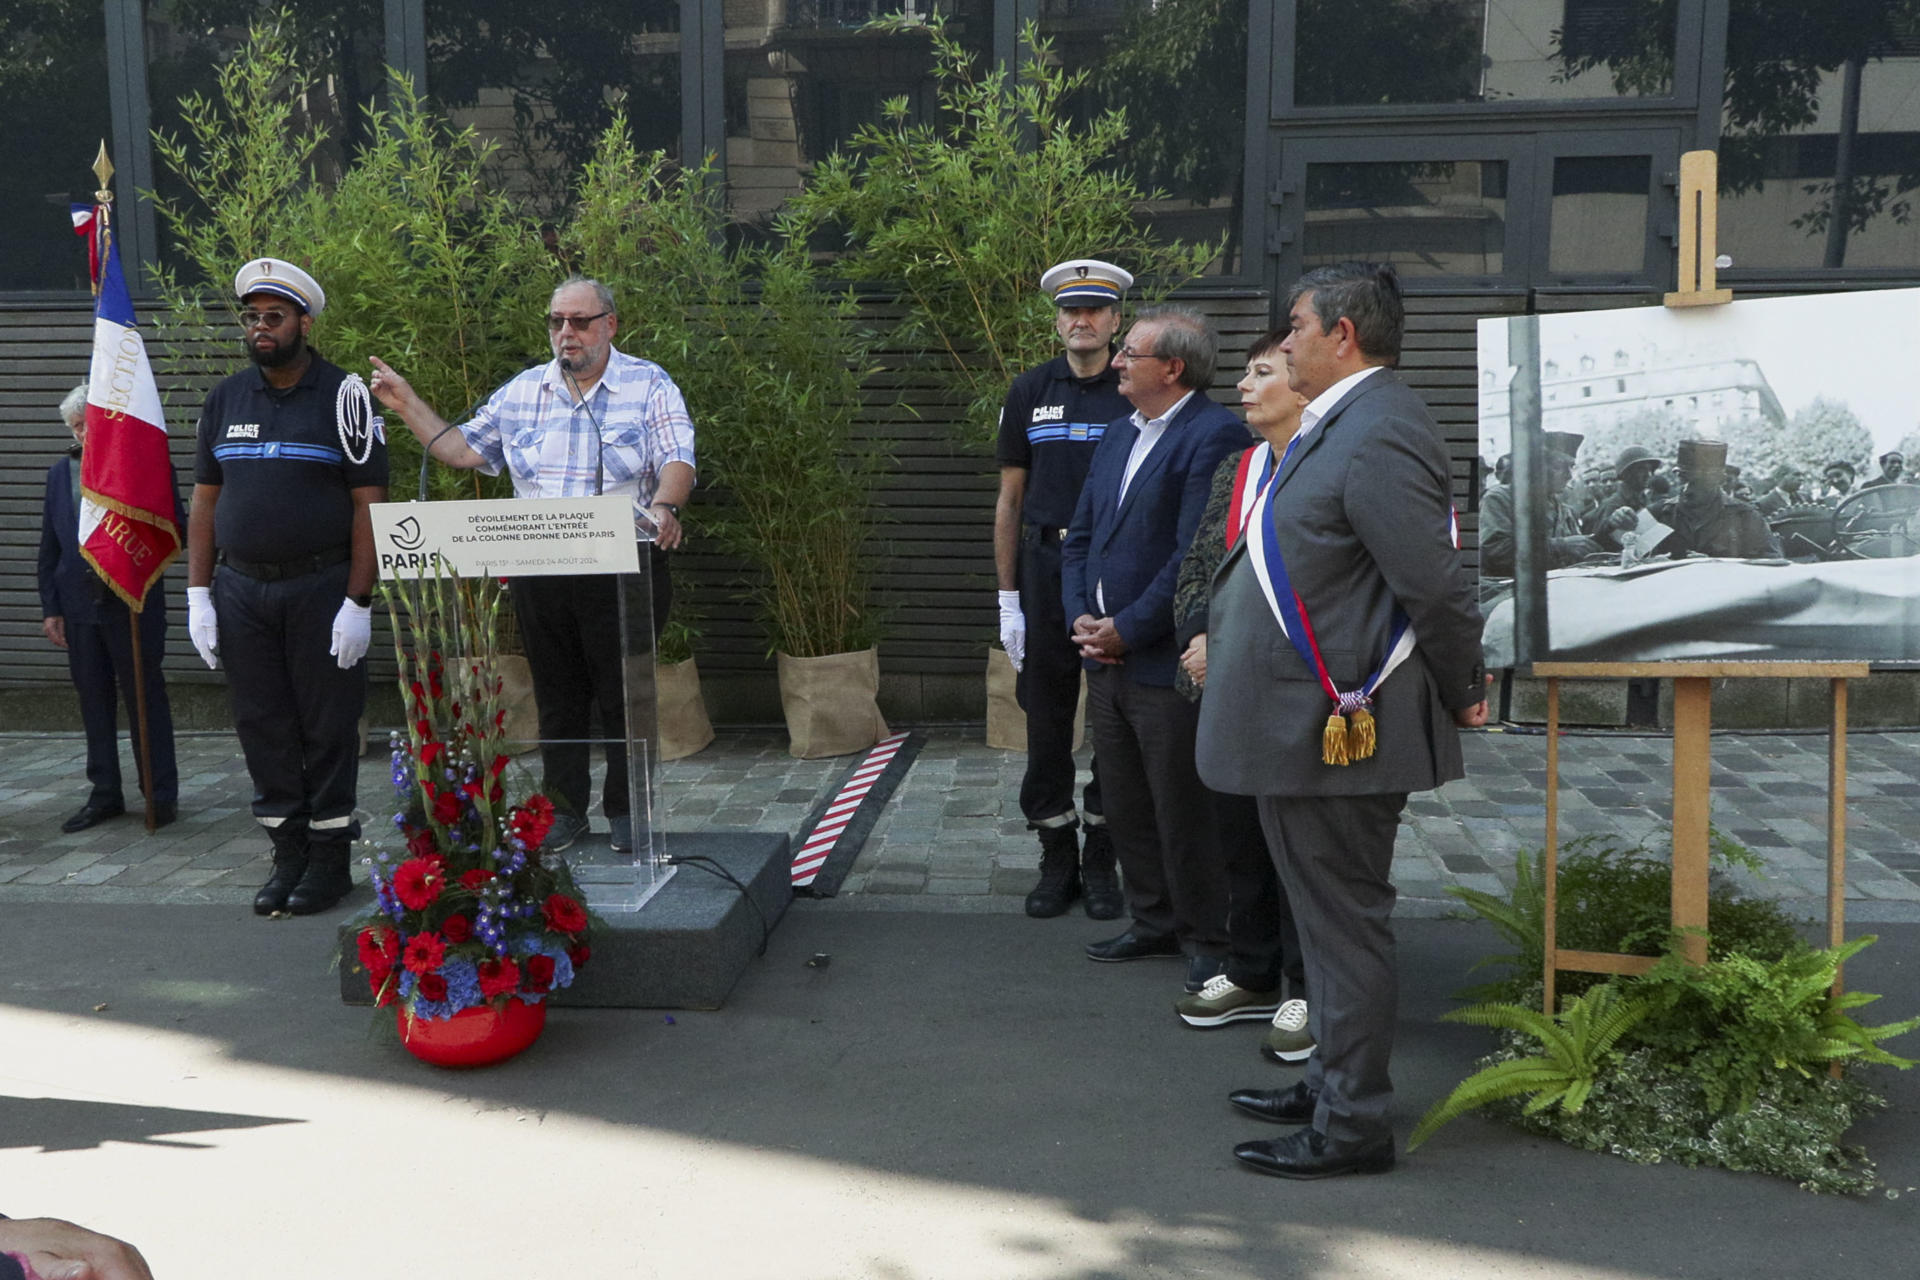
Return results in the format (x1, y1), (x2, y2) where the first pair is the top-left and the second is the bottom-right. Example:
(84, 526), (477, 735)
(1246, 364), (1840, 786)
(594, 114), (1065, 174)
(369, 277), (697, 855)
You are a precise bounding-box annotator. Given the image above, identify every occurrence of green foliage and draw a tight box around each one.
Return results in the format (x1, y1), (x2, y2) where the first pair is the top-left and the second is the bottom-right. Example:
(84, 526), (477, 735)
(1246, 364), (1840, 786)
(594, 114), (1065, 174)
(1408, 985), (1650, 1151)
(147, 13), (557, 503)
(1630, 935), (1920, 1113)
(789, 15), (1219, 448)
(1447, 834), (1806, 1002)
(1783, 396), (1874, 481)
(1496, 1044), (1887, 1195)
(565, 122), (884, 658)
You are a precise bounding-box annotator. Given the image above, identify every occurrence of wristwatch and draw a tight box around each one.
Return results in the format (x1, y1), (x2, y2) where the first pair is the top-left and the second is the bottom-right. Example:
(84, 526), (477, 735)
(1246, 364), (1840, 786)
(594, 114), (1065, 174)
(349, 593), (372, 607)
(652, 502), (680, 518)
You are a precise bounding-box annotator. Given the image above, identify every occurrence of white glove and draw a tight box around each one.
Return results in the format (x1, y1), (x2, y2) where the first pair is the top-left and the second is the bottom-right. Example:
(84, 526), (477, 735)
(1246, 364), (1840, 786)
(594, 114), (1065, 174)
(331, 597), (373, 669)
(997, 590), (1026, 672)
(187, 586), (220, 669)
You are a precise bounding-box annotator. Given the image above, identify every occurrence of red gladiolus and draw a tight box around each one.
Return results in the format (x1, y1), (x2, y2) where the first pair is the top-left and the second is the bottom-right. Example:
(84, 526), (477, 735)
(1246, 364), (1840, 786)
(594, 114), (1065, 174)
(402, 932), (447, 974)
(542, 893), (588, 935)
(429, 668), (444, 699)
(489, 782), (504, 804)
(409, 680), (426, 703)
(357, 926), (400, 974)
(432, 790), (463, 826)
(458, 868), (495, 891)
(394, 858), (446, 911)
(477, 956), (520, 998)
(369, 971), (397, 1007)
(417, 973), (448, 1002)
(494, 710), (507, 729)
(414, 719), (432, 740)
(567, 943), (591, 971)
(490, 754), (511, 779)
(441, 914), (472, 943)
(418, 740), (444, 768)
(523, 954), (556, 993)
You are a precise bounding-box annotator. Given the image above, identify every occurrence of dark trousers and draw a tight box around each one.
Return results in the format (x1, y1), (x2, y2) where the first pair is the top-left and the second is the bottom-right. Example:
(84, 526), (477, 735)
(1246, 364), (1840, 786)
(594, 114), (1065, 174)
(67, 600), (178, 807)
(1015, 531), (1100, 826)
(1257, 791), (1409, 1150)
(1214, 789), (1304, 997)
(510, 548), (671, 821)
(1086, 666), (1227, 955)
(215, 560), (366, 840)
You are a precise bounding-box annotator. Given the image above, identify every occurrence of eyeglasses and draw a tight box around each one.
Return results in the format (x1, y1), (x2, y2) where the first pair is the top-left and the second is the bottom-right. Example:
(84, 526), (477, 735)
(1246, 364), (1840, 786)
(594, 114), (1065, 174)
(239, 309), (292, 329)
(1117, 346), (1170, 361)
(546, 311), (611, 332)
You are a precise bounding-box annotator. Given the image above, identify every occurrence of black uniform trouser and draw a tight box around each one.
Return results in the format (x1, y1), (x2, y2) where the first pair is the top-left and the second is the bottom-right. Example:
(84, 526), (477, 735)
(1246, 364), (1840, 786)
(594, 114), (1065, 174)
(510, 547), (671, 822)
(1015, 529), (1101, 828)
(68, 600), (178, 808)
(1214, 789), (1306, 998)
(216, 559), (365, 841)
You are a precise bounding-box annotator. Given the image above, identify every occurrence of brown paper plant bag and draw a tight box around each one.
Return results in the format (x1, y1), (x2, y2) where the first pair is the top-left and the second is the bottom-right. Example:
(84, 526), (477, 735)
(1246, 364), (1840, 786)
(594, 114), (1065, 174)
(983, 647), (1087, 752)
(656, 655), (716, 761)
(777, 647), (890, 759)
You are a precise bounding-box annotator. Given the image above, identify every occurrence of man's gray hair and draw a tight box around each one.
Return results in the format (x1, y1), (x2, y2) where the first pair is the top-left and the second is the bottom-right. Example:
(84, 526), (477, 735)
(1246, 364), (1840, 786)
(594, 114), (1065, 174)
(553, 276), (617, 316)
(1136, 305), (1217, 390)
(59, 383), (88, 426)
(1286, 262), (1404, 364)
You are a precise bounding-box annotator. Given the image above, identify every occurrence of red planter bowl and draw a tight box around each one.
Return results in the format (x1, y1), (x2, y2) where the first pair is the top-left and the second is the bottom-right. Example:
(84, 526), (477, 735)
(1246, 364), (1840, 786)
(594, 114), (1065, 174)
(397, 998), (548, 1068)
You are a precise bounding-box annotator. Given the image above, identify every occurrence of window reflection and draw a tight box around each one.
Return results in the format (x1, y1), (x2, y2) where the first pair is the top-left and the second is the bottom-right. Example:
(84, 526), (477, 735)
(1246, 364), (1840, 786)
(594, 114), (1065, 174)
(0, 2), (112, 289)
(1548, 154), (1650, 274)
(427, 1), (682, 218)
(1715, 2), (1920, 270)
(1304, 160), (1508, 277)
(1052, 0), (1249, 275)
(724, 0), (990, 229)
(1294, 0), (1674, 107)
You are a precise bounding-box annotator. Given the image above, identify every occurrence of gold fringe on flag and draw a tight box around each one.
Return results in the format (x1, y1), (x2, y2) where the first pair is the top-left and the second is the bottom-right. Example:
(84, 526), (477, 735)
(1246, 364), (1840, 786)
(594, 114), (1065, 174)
(1346, 706), (1377, 761)
(1322, 713), (1350, 766)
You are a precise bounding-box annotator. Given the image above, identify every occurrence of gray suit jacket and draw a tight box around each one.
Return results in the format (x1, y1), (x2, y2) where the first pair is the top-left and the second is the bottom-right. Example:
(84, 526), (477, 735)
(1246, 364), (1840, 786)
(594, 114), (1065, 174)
(1196, 369), (1484, 798)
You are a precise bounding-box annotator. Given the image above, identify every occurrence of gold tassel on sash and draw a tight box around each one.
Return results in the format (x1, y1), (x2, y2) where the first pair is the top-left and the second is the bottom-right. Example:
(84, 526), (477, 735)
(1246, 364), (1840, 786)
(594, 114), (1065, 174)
(1346, 706), (1377, 761)
(1322, 713), (1350, 766)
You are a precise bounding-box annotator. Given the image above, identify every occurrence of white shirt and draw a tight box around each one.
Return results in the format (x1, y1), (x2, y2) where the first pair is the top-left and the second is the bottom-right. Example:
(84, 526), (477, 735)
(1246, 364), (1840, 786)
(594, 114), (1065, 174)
(1292, 365), (1384, 450)
(1099, 390), (1195, 614)
(1118, 390), (1195, 503)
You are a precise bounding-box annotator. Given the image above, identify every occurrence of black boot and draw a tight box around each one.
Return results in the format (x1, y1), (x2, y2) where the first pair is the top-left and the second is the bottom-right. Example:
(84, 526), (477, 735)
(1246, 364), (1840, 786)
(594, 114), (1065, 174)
(1080, 823), (1125, 921)
(253, 833), (308, 916)
(1025, 825), (1083, 918)
(286, 839), (355, 915)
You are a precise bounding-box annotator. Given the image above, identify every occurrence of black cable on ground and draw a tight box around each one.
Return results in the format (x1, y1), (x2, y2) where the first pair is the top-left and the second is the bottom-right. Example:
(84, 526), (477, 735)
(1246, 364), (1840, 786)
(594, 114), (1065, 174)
(666, 854), (772, 956)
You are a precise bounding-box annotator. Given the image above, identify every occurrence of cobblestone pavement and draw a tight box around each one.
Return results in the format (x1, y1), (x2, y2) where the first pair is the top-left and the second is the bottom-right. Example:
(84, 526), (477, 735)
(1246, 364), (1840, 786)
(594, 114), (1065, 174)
(3, 725), (1918, 919)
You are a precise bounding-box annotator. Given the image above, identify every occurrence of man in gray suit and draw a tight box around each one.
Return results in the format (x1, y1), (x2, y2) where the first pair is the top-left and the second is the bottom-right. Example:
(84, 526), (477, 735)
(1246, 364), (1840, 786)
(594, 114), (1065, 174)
(1196, 263), (1487, 1179)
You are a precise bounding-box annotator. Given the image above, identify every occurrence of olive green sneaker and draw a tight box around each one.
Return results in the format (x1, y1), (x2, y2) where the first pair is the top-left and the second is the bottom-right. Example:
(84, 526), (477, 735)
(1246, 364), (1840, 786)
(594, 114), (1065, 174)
(1175, 976), (1283, 1027)
(1260, 999), (1315, 1064)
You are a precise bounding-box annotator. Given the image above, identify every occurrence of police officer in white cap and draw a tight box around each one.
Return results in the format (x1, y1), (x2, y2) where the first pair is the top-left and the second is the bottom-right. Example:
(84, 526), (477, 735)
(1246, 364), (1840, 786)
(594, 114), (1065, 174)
(185, 257), (388, 916)
(994, 258), (1135, 920)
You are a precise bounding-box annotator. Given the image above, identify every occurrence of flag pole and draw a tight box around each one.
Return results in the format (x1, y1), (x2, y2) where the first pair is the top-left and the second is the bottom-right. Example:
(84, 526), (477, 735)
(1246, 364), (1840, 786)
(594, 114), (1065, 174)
(92, 143), (159, 834)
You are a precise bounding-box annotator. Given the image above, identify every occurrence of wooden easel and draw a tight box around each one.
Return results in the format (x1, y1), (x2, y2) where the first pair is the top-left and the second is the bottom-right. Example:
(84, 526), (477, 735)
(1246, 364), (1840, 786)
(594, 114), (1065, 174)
(1533, 153), (1865, 1018)
(1534, 662), (1866, 1012)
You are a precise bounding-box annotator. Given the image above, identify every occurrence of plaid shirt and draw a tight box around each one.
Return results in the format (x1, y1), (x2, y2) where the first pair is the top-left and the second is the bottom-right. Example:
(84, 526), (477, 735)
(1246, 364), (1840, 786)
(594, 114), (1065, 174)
(459, 349), (696, 518)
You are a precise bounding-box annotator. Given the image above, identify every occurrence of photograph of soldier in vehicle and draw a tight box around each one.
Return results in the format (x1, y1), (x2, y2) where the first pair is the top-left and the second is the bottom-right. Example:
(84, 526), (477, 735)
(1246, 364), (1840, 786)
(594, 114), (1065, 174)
(1475, 288), (1920, 665)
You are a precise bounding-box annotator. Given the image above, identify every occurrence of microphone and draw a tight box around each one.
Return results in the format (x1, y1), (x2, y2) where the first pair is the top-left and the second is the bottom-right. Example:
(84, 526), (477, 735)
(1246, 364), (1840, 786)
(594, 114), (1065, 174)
(559, 356), (577, 372)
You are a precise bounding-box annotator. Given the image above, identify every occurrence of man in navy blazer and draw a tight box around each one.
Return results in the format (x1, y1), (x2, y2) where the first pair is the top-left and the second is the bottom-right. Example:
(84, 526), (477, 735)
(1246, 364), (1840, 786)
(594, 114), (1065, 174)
(1062, 306), (1249, 992)
(37, 384), (183, 832)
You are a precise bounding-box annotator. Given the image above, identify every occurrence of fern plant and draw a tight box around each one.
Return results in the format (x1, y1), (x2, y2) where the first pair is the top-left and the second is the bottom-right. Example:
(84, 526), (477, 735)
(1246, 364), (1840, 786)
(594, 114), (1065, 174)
(1408, 984), (1650, 1151)
(1630, 935), (1920, 1113)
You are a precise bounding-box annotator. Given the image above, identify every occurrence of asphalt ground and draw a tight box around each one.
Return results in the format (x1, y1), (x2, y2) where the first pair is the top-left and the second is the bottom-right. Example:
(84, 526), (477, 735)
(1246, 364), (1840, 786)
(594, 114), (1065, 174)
(4, 724), (1920, 1277)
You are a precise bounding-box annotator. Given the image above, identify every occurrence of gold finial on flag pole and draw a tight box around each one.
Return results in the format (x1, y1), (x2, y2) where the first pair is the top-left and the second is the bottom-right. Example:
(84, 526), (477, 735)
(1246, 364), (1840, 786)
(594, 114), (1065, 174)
(93, 141), (115, 205)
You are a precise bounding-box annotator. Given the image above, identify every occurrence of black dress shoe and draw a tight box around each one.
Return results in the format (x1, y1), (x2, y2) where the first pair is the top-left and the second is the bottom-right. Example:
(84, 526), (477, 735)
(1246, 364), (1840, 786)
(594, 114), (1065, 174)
(1229, 1080), (1319, 1124)
(1184, 954), (1227, 994)
(1233, 1127), (1394, 1180)
(61, 799), (125, 833)
(1085, 929), (1183, 962)
(152, 803), (178, 829)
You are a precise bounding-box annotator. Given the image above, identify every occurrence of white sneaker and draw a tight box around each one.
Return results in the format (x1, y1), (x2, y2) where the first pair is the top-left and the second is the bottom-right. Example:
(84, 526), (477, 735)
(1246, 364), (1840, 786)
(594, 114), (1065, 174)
(1261, 998), (1315, 1064)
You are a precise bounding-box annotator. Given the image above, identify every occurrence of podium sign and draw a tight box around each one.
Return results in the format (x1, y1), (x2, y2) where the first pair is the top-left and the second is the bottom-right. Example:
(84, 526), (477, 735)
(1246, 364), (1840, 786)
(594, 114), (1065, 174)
(371, 497), (670, 913)
(370, 495), (640, 580)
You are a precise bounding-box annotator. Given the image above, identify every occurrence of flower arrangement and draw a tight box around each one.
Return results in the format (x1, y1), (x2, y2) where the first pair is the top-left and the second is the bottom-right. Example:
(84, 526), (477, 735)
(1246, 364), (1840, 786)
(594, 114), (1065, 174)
(358, 573), (590, 1022)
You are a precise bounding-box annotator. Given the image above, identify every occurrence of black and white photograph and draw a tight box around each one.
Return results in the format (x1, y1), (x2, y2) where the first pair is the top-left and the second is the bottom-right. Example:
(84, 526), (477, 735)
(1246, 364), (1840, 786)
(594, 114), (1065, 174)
(1477, 287), (1920, 666)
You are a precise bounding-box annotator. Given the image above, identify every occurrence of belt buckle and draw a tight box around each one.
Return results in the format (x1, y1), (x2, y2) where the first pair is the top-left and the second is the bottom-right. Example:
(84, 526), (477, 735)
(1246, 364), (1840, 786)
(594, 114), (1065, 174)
(1055, 527), (1069, 542)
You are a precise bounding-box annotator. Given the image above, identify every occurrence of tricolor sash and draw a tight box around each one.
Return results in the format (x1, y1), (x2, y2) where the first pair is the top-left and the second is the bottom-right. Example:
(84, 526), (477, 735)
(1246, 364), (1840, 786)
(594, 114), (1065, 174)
(1244, 432), (1453, 765)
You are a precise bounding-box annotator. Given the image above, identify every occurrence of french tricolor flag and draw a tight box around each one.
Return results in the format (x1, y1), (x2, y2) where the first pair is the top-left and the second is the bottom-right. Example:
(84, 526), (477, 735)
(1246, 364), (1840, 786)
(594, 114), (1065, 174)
(78, 222), (181, 608)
